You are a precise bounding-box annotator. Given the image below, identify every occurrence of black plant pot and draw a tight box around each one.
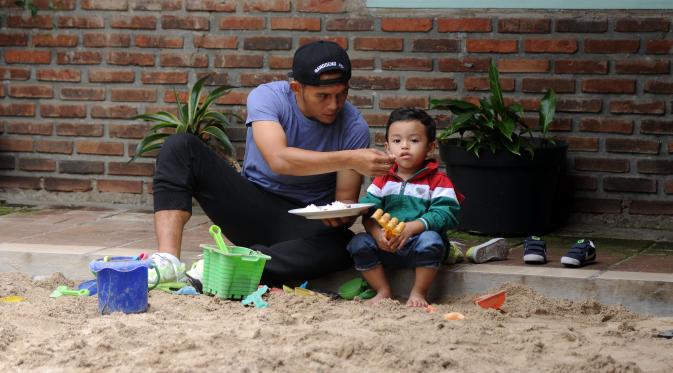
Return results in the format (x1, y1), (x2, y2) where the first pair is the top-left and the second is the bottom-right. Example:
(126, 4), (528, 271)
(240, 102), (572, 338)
(439, 139), (569, 236)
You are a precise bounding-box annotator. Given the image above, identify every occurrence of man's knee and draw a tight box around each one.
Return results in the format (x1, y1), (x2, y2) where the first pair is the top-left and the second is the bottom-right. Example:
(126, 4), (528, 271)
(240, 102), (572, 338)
(161, 133), (199, 154)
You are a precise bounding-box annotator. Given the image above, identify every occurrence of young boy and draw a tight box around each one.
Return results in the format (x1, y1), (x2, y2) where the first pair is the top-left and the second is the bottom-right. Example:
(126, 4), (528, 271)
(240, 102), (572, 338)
(346, 108), (462, 307)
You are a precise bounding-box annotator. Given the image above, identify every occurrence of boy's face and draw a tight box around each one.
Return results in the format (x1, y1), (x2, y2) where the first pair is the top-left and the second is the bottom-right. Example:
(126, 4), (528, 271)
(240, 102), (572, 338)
(290, 71), (349, 125)
(385, 119), (435, 174)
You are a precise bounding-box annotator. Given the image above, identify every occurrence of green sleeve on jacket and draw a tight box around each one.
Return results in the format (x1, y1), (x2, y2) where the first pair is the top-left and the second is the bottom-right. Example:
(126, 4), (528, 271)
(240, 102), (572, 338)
(418, 196), (460, 233)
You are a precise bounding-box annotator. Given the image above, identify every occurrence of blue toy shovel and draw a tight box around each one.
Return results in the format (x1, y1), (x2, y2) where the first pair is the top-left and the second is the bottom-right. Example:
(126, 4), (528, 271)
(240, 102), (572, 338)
(209, 225), (229, 254)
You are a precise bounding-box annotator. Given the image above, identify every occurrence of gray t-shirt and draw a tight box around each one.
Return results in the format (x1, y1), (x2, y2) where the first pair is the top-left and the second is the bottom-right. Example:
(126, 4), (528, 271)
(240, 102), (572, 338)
(243, 81), (370, 205)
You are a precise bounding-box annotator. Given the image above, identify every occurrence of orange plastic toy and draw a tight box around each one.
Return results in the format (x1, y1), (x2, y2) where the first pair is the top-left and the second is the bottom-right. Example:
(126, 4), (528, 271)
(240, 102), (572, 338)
(474, 290), (506, 310)
(371, 209), (405, 239)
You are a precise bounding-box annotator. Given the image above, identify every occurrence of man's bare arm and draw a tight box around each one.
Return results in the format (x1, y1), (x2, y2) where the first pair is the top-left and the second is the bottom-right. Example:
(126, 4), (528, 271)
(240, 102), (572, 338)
(321, 169), (364, 228)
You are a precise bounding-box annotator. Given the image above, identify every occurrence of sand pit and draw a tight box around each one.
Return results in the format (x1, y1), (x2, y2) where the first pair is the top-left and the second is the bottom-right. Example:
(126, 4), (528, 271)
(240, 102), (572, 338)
(1, 272), (671, 372)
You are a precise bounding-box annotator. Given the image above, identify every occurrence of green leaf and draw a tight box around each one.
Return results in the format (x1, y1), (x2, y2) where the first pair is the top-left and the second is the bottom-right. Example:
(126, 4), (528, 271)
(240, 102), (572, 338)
(196, 85), (235, 120)
(488, 61), (505, 112)
(502, 138), (521, 156)
(130, 132), (170, 162)
(539, 89), (557, 137)
(188, 76), (208, 126)
(133, 112), (182, 127)
(201, 125), (234, 154)
(431, 98), (479, 114)
(497, 117), (516, 141)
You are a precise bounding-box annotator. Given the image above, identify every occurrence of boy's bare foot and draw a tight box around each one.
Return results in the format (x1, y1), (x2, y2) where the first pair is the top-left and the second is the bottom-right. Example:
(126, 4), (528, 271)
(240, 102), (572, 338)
(406, 291), (429, 307)
(366, 288), (392, 305)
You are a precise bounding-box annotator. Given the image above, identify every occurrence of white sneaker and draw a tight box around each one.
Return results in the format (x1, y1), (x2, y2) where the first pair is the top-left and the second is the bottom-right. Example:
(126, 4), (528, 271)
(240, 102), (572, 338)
(186, 259), (204, 282)
(466, 238), (509, 264)
(148, 252), (186, 285)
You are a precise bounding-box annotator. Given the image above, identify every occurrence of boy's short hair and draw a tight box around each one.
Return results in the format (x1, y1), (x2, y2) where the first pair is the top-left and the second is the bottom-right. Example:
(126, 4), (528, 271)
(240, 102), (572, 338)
(385, 107), (436, 142)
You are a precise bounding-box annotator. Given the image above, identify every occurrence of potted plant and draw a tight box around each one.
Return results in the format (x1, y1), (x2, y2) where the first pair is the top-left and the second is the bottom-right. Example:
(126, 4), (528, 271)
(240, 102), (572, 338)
(130, 75), (241, 170)
(431, 62), (568, 236)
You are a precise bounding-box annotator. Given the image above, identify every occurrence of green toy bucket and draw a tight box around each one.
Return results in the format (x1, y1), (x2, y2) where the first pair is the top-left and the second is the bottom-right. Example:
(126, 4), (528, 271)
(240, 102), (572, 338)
(201, 244), (271, 299)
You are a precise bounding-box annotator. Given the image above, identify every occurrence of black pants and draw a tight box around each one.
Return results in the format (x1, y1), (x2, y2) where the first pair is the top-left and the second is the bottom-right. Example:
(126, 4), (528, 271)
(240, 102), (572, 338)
(153, 133), (354, 285)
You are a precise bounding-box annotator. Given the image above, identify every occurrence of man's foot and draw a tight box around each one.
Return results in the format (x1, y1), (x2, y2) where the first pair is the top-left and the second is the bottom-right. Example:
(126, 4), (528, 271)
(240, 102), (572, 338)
(406, 291), (429, 307)
(365, 288), (392, 305)
(523, 236), (547, 264)
(148, 252), (186, 285)
(444, 241), (465, 265)
(466, 238), (509, 264)
(561, 239), (596, 267)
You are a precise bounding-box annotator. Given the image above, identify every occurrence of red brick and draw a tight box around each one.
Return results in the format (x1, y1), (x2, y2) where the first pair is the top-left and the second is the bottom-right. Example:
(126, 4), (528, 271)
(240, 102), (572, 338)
(44, 178), (92, 192)
(141, 71), (188, 84)
(6, 122), (52, 135)
(571, 175), (598, 191)
(268, 55), (292, 69)
(557, 99), (602, 113)
(0, 176), (41, 190)
(111, 88), (156, 102)
(379, 95), (428, 110)
(108, 124), (151, 139)
(0, 67), (31, 80)
(645, 40), (673, 54)
(195, 72), (230, 86)
(97, 180), (143, 194)
(438, 18), (491, 32)
(354, 37), (403, 52)
(243, 0), (290, 11)
(57, 16), (104, 29)
(296, 0), (343, 13)
(76, 141), (124, 156)
(36, 140), (73, 154)
(214, 54), (263, 68)
(239, 73), (287, 87)
(606, 138), (660, 154)
(406, 77), (456, 91)
(4, 50), (51, 64)
(521, 78), (574, 93)
(0, 33), (28, 46)
(604, 177), (656, 193)
(8, 84), (53, 98)
(185, 0), (236, 11)
(35, 68), (79, 82)
(0, 138), (33, 152)
(193, 35), (237, 49)
(91, 105), (137, 119)
(162, 15), (209, 30)
(243, 36), (292, 50)
(57, 51), (102, 65)
(497, 59), (549, 73)
(615, 18), (670, 32)
(363, 114), (388, 127)
(641, 120), (673, 135)
(110, 16), (157, 29)
(132, 0), (182, 10)
(135, 35), (183, 49)
(615, 59), (669, 74)
(438, 57), (490, 72)
(564, 136), (599, 152)
(609, 100), (665, 115)
(219, 16), (265, 30)
(498, 18), (550, 33)
(41, 104), (86, 118)
(380, 58), (430, 71)
(215, 90), (248, 105)
(581, 79), (635, 94)
(644, 80), (673, 94)
(411, 39), (459, 53)
(19, 158), (56, 172)
(163, 90), (189, 103)
(298, 36), (347, 49)
(579, 118), (633, 134)
(108, 162), (155, 176)
(60, 160), (105, 174)
(466, 39), (517, 53)
(555, 60), (608, 74)
(637, 160), (673, 174)
(271, 17), (321, 31)
(0, 103), (36, 117)
(29, 0), (77, 11)
(349, 95), (373, 109)
(584, 39), (640, 53)
(349, 76), (400, 90)
(629, 200), (673, 215)
(381, 18), (432, 32)
(60, 87), (105, 101)
(555, 18), (608, 33)
(325, 18), (373, 31)
(32, 34), (78, 47)
(89, 69), (134, 83)
(464, 76), (515, 92)
(107, 51), (155, 66)
(666, 179), (673, 194)
(571, 198), (623, 214)
(574, 157), (629, 173)
(7, 15), (52, 29)
(351, 58), (375, 70)
(160, 53), (208, 68)
(524, 39), (577, 53)
(81, 0), (128, 10)
(83, 33), (131, 47)
(56, 123), (104, 137)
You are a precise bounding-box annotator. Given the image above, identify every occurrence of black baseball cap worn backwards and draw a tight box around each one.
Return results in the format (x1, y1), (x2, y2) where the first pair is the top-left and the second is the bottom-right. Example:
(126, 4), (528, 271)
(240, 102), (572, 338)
(289, 41), (351, 86)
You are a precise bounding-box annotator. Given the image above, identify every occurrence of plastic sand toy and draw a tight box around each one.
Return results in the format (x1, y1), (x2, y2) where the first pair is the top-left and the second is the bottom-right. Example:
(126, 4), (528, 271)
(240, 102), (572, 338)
(443, 312), (466, 320)
(242, 285), (269, 308)
(50, 286), (89, 298)
(474, 290), (506, 310)
(338, 278), (376, 300)
(372, 209), (406, 239)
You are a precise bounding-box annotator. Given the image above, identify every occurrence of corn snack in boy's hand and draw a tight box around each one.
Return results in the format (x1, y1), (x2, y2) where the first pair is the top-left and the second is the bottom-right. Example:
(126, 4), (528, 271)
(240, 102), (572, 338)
(372, 209), (405, 239)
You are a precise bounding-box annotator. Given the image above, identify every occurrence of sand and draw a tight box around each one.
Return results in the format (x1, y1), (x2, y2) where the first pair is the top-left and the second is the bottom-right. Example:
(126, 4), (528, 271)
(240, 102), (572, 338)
(1, 272), (671, 372)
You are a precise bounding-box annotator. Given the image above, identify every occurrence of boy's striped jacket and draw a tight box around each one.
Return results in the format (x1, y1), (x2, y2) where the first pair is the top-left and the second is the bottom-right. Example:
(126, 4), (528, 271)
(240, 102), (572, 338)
(360, 159), (462, 233)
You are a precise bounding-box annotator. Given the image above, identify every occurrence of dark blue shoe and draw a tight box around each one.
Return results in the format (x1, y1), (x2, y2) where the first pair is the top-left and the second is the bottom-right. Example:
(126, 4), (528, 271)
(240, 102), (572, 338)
(561, 239), (596, 267)
(523, 236), (547, 264)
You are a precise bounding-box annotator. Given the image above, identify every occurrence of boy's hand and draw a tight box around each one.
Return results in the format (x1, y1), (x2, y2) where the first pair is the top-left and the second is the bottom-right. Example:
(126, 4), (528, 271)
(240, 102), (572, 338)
(389, 228), (413, 252)
(375, 228), (397, 252)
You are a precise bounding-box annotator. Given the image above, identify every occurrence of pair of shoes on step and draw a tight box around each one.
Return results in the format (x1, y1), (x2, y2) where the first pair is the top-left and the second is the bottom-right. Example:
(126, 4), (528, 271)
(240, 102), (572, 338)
(523, 236), (596, 267)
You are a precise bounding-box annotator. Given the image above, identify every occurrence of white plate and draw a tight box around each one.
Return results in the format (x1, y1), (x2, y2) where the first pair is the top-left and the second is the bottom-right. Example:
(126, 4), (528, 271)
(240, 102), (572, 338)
(288, 203), (375, 219)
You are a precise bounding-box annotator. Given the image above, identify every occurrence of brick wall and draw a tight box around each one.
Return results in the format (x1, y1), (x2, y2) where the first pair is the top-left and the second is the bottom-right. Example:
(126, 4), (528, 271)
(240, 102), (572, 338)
(1, 1), (672, 226)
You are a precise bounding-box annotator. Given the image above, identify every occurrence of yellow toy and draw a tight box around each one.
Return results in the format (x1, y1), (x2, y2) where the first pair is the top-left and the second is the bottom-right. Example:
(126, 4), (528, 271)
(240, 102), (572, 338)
(371, 208), (405, 239)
